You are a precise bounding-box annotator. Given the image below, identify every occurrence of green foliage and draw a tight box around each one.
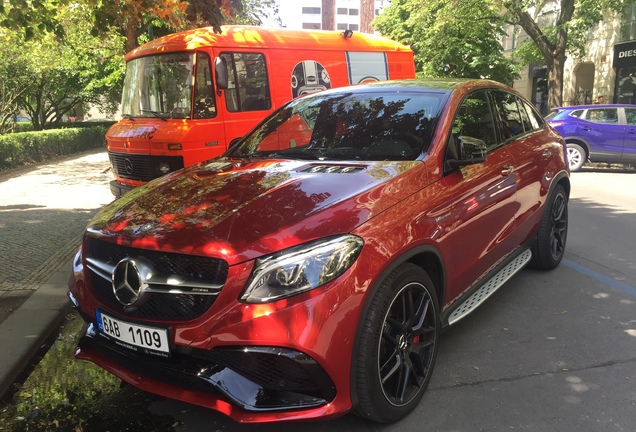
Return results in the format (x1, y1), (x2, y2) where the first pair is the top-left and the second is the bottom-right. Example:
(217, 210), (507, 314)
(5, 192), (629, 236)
(374, 0), (520, 85)
(0, 126), (109, 170)
(0, 315), (120, 431)
(229, 0), (282, 26)
(0, 28), (31, 134)
(14, 3), (125, 130)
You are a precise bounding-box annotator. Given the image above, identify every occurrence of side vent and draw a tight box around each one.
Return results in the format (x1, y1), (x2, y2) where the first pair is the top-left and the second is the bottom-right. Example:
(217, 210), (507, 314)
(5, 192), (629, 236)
(299, 165), (365, 174)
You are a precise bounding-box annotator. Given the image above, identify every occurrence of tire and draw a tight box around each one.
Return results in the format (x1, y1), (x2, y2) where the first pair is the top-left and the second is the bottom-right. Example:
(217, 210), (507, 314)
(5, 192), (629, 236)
(530, 184), (568, 270)
(566, 143), (586, 171)
(353, 263), (440, 423)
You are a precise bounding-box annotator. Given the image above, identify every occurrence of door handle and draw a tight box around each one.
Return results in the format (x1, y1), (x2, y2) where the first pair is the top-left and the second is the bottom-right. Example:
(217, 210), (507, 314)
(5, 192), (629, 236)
(501, 165), (515, 176)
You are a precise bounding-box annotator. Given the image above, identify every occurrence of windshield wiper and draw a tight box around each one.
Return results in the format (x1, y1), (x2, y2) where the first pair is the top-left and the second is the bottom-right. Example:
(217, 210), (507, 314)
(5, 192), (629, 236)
(140, 109), (168, 121)
(122, 114), (135, 121)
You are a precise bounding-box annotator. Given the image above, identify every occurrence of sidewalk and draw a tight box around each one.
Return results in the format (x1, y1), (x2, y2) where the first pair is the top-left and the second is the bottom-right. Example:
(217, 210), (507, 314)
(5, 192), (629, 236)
(0, 149), (114, 398)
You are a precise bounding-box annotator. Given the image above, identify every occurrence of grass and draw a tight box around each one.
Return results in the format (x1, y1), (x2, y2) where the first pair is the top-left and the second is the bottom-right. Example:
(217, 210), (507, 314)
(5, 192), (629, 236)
(0, 312), (176, 431)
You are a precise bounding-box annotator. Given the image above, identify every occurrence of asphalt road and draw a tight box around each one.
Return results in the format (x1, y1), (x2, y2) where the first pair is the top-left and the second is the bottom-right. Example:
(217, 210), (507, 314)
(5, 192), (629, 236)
(1, 153), (635, 431)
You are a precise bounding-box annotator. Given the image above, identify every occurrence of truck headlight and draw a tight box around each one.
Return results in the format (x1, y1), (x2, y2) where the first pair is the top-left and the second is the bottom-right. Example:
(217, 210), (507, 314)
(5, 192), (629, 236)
(240, 235), (364, 303)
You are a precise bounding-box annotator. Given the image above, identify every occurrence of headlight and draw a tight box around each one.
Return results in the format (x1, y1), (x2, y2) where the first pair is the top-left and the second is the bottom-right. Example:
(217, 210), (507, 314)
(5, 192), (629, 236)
(240, 235), (364, 303)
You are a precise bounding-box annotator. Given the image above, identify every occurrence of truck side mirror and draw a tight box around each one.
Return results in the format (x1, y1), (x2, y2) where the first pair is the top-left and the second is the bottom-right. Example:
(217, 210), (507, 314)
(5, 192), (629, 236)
(214, 57), (228, 91)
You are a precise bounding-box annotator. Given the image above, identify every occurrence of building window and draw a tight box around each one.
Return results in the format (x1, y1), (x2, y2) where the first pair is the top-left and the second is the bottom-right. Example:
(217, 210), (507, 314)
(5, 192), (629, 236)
(302, 7), (321, 14)
(349, 8), (359, 16)
(337, 8), (347, 14)
(302, 22), (321, 30)
(621, 2), (636, 41)
(337, 23), (358, 31)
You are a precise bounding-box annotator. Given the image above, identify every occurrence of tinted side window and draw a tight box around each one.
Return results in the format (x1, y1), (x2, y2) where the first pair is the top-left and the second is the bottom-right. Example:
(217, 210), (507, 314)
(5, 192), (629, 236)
(570, 109), (584, 118)
(625, 108), (636, 125)
(452, 90), (496, 153)
(492, 91), (525, 141)
(221, 52), (272, 113)
(584, 108), (618, 124)
(522, 99), (545, 130)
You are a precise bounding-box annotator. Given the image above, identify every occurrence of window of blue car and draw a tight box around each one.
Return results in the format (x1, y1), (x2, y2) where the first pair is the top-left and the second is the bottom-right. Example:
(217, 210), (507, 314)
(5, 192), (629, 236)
(569, 109), (584, 118)
(625, 108), (636, 125)
(584, 108), (618, 123)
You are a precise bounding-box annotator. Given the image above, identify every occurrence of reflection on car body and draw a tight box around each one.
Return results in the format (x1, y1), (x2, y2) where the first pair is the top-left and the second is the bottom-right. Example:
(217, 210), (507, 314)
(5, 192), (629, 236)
(68, 79), (570, 424)
(546, 104), (636, 170)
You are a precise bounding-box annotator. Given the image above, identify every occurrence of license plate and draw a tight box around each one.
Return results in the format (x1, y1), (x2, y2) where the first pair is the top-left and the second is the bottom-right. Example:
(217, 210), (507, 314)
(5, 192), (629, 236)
(95, 310), (170, 355)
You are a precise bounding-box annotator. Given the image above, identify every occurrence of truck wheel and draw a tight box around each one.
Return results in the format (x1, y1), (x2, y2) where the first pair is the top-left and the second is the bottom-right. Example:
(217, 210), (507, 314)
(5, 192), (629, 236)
(354, 263), (439, 423)
(530, 184), (568, 270)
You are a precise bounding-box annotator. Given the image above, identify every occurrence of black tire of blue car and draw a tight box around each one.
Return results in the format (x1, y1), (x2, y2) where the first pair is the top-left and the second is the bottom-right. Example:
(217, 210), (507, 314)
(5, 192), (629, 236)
(353, 263), (440, 423)
(530, 184), (568, 270)
(566, 143), (586, 171)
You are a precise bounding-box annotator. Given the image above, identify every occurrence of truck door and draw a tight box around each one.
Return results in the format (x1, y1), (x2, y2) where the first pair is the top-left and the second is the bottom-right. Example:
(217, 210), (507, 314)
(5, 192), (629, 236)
(218, 51), (273, 143)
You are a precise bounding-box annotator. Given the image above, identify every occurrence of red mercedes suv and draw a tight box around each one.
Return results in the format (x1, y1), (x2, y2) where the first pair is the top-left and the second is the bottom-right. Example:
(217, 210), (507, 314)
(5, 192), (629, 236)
(68, 79), (569, 424)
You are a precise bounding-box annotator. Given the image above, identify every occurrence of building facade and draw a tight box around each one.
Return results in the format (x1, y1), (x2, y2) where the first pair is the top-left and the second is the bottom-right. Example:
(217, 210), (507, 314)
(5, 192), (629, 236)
(278, 0), (390, 32)
(504, 2), (636, 114)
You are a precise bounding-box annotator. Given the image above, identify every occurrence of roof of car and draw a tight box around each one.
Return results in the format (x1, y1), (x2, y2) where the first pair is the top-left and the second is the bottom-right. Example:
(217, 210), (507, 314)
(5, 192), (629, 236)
(554, 104), (636, 110)
(314, 78), (514, 95)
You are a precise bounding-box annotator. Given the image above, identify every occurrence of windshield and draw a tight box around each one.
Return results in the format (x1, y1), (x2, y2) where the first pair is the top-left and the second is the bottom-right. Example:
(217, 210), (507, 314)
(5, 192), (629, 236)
(229, 90), (445, 161)
(121, 53), (204, 119)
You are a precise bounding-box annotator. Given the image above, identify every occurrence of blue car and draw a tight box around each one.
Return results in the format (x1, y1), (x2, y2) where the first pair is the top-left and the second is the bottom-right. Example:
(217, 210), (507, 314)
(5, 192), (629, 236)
(546, 104), (636, 171)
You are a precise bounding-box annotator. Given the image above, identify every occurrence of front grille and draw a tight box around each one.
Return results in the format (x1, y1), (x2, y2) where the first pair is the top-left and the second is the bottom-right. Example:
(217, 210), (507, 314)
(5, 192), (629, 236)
(196, 348), (332, 396)
(108, 152), (183, 181)
(86, 237), (228, 321)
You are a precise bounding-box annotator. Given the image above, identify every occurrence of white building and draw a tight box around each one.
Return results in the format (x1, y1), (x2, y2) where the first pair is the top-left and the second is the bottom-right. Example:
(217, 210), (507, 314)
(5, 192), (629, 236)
(276, 0), (390, 31)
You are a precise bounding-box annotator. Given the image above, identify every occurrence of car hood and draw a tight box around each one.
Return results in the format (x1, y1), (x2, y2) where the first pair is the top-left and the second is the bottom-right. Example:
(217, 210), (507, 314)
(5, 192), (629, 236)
(88, 158), (425, 264)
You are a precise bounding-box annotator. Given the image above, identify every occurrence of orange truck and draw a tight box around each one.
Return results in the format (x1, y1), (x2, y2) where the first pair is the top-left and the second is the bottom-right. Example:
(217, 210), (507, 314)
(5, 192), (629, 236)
(107, 25), (416, 196)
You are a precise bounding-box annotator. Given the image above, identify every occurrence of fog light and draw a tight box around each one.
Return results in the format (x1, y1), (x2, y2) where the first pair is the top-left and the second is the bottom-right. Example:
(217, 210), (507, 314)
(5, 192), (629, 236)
(167, 142), (182, 150)
(158, 163), (171, 174)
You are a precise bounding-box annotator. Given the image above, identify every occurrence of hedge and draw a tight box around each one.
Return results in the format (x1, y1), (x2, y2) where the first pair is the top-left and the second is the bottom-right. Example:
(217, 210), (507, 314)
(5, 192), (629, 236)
(0, 126), (110, 171)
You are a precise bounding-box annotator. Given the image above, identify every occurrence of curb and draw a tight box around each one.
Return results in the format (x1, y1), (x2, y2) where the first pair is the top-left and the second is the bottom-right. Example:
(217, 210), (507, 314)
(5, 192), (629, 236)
(0, 258), (73, 399)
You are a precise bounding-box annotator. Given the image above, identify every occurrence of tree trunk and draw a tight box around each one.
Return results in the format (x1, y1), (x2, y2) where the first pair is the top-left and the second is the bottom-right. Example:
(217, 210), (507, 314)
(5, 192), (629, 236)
(124, 16), (140, 52)
(548, 53), (566, 108)
(360, 0), (375, 34)
(322, 0), (335, 30)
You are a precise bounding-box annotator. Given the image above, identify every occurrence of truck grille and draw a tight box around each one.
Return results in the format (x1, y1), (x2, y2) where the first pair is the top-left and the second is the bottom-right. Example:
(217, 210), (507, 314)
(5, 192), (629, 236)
(108, 152), (183, 182)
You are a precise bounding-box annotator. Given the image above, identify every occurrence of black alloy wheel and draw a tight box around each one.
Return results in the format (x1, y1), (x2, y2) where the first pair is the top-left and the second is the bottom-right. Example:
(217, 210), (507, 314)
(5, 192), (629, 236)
(354, 263), (439, 423)
(531, 184), (568, 270)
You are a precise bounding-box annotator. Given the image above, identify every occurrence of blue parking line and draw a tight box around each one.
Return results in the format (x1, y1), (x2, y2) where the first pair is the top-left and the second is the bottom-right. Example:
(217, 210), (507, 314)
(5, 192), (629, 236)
(563, 259), (636, 297)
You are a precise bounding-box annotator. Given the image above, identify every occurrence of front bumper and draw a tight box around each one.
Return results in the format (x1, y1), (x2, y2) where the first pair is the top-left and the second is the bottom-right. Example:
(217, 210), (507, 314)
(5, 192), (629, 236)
(76, 322), (335, 415)
(109, 180), (134, 197)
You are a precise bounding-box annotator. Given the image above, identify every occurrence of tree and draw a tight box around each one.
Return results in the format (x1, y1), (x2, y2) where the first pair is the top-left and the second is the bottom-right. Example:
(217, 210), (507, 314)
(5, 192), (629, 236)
(0, 28), (30, 133)
(227, 0), (282, 26)
(322, 0), (335, 30)
(373, 0), (519, 84)
(16, 3), (125, 129)
(502, 0), (627, 108)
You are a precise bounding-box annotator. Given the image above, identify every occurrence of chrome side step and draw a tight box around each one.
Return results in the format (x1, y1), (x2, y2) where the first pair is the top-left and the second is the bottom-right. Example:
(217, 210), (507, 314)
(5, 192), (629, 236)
(448, 249), (532, 325)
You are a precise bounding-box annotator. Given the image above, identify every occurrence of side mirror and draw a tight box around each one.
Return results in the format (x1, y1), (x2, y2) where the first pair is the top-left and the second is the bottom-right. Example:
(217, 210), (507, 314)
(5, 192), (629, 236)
(214, 57), (228, 91)
(446, 136), (487, 170)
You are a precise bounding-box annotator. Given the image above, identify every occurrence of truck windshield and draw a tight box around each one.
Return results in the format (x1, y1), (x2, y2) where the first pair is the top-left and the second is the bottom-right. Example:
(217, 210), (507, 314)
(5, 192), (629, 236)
(122, 53), (203, 119)
(230, 90), (445, 161)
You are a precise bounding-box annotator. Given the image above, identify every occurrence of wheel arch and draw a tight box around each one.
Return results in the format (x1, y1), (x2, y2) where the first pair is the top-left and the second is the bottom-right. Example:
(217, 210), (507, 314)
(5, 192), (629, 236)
(349, 243), (445, 408)
(563, 137), (591, 158)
